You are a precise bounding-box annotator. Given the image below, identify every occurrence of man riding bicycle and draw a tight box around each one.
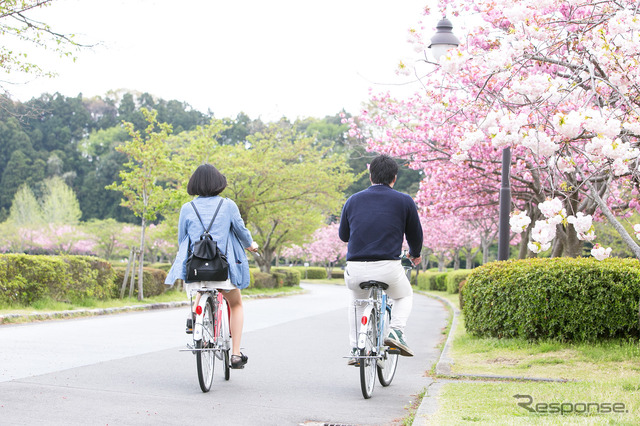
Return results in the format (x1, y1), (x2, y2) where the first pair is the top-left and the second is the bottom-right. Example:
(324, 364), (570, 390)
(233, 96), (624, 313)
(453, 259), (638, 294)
(338, 154), (423, 363)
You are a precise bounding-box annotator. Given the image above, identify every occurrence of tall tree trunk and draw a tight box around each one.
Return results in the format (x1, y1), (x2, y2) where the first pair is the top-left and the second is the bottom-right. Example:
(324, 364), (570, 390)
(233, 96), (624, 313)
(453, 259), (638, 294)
(437, 252), (446, 272)
(590, 186), (640, 259)
(256, 248), (274, 273)
(453, 249), (460, 270)
(518, 224), (533, 259)
(481, 238), (491, 264)
(138, 217), (146, 301)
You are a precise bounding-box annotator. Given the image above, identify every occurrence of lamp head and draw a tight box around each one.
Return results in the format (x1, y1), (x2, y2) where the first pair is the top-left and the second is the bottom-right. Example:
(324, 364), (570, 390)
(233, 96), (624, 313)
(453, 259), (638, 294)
(428, 17), (460, 61)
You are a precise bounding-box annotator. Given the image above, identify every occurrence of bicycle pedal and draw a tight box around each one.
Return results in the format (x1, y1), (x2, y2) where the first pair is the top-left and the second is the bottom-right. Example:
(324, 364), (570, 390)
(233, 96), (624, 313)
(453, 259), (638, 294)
(185, 318), (193, 334)
(388, 347), (401, 355)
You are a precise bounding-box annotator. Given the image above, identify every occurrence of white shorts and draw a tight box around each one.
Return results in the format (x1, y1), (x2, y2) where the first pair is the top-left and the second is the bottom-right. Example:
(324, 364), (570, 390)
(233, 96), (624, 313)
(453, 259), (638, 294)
(184, 279), (237, 298)
(344, 260), (412, 299)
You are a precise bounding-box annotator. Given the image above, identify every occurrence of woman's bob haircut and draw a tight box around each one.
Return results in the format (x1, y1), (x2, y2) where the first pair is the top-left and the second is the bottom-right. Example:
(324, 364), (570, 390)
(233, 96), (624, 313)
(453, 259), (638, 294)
(187, 164), (227, 196)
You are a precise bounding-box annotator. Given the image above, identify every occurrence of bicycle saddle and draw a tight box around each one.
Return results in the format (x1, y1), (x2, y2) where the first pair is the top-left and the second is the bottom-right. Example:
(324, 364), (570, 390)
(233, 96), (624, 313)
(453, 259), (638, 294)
(359, 280), (389, 290)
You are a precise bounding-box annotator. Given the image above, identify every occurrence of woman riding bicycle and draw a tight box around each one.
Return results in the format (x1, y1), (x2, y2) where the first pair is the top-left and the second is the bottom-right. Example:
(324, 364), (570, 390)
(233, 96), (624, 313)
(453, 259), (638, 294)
(165, 163), (258, 369)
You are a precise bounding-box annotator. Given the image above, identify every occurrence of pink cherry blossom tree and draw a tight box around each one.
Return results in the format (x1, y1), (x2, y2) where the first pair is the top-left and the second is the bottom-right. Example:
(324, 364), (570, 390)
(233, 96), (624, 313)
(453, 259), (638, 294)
(283, 223), (347, 278)
(349, 0), (640, 261)
(305, 223), (347, 278)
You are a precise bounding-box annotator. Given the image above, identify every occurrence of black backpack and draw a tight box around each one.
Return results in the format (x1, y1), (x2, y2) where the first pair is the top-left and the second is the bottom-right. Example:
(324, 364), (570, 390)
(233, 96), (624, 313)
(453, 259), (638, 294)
(185, 199), (229, 283)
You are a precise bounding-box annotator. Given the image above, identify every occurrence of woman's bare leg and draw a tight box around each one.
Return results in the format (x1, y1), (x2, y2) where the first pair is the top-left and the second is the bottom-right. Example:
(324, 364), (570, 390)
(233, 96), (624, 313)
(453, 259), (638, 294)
(223, 289), (244, 356)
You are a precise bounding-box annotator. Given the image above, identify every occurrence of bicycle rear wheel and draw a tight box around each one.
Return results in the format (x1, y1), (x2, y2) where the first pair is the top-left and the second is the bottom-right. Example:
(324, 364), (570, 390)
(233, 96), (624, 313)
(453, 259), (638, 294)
(378, 308), (398, 386)
(359, 310), (377, 399)
(221, 299), (231, 381)
(196, 297), (215, 392)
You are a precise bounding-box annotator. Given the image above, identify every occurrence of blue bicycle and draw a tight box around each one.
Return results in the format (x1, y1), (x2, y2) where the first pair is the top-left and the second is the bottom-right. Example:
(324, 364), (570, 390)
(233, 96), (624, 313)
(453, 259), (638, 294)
(353, 279), (400, 399)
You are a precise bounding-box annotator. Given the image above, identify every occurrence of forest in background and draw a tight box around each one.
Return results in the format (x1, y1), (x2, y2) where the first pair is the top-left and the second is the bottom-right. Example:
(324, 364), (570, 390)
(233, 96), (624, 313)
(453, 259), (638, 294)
(0, 90), (422, 225)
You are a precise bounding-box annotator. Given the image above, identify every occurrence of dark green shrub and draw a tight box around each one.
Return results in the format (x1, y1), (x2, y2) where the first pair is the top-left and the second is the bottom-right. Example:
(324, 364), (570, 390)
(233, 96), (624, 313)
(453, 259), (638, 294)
(251, 271), (278, 288)
(113, 267), (167, 298)
(271, 271), (286, 288)
(435, 273), (448, 291)
(416, 271), (438, 290)
(148, 263), (171, 272)
(273, 268), (301, 286)
(329, 269), (344, 279)
(462, 258), (640, 342)
(446, 269), (473, 294)
(0, 254), (116, 305)
(292, 266), (327, 279)
(459, 280), (467, 309)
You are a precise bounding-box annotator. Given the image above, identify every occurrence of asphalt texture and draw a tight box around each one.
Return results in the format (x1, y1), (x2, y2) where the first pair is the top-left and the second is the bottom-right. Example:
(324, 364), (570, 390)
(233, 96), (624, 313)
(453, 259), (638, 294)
(0, 283), (448, 425)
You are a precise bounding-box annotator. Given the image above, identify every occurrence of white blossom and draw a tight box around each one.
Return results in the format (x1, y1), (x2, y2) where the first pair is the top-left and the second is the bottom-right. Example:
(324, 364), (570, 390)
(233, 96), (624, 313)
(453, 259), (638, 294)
(591, 244), (612, 261)
(510, 211), (531, 234)
(538, 198), (563, 219)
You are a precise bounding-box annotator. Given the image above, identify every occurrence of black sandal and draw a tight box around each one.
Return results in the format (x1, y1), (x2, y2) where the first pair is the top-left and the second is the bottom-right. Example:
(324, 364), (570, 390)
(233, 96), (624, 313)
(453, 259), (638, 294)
(231, 353), (248, 369)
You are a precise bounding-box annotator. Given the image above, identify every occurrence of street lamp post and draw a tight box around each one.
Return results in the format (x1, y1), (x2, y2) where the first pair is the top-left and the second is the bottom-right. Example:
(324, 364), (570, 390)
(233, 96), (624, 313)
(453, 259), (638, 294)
(497, 147), (511, 260)
(428, 17), (512, 261)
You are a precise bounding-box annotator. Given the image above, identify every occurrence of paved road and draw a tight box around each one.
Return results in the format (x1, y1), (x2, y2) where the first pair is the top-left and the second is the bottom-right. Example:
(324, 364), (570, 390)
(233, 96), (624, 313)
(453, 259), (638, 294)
(0, 283), (448, 425)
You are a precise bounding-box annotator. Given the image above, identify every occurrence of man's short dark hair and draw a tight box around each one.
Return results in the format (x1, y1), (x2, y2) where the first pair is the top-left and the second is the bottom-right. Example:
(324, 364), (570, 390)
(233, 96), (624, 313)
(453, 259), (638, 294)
(187, 164), (227, 196)
(369, 155), (398, 185)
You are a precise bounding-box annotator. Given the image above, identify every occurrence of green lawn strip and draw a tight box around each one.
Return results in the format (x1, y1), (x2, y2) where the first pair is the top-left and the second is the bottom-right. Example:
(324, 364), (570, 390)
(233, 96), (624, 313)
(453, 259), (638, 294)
(0, 286), (304, 324)
(431, 380), (638, 425)
(420, 290), (640, 424)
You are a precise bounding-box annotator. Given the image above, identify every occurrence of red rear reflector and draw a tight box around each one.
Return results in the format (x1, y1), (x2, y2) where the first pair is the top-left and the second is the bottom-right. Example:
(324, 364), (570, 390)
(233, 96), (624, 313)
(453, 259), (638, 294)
(195, 306), (203, 315)
(361, 316), (368, 325)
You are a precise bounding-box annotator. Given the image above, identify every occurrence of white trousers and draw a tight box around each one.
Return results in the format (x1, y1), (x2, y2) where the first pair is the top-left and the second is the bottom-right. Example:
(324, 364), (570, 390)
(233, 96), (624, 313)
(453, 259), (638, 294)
(344, 260), (413, 348)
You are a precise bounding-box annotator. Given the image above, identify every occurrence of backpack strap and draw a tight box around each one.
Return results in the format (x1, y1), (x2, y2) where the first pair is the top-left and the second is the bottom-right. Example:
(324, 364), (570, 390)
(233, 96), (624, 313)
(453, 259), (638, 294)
(190, 198), (224, 235)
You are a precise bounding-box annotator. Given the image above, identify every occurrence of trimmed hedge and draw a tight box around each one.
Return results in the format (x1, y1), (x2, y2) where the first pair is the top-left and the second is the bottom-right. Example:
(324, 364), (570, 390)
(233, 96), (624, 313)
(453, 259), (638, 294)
(329, 269), (344, 279)
(446, 269), (473, 294)
(272, 268), (301, 286)
(461, 257), (640, 342)
(113, 267), (167, 298)
(416, 271), (447, 291)
(250, 269), (279, 289)
(0, 254), (116, 305)
(290, 266), (327, 280)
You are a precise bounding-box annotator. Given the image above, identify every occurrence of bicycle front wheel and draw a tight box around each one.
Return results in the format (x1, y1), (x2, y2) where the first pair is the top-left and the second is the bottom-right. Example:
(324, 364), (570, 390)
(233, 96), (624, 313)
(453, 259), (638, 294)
(196, 298), (215, 392)
(359, 310), (377, 399)
(378, 309), (398, 386)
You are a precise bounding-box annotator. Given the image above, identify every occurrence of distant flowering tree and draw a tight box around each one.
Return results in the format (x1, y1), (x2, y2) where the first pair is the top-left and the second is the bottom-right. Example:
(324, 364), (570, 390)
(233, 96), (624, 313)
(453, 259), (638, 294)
(284, 223), (347, 278)
(306, 223), (347, 278)
(281, 244), (308, 265)
(349, 0), (640, 261)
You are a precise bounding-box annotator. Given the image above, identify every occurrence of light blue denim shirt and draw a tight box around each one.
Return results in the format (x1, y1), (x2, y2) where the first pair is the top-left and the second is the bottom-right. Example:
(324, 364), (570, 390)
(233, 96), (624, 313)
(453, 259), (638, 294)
(165, 196), (254, 289)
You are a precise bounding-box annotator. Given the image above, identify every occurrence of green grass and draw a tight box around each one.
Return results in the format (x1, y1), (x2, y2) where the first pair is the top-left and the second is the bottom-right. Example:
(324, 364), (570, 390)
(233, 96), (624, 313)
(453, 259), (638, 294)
(431, 381), (638, 425)
(419, 290), (640, 424)
(0, 286), (304, 321)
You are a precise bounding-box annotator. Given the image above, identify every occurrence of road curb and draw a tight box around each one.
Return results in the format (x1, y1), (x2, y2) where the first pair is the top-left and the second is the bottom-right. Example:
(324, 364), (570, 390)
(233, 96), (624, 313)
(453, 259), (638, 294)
(0, 301), (191, 324)
(0, 289), (306, 324)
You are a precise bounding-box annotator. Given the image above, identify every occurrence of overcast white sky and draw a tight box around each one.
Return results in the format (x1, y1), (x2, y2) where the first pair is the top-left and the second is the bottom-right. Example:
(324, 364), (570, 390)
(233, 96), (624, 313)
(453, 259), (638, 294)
(3, 0), (446, 121)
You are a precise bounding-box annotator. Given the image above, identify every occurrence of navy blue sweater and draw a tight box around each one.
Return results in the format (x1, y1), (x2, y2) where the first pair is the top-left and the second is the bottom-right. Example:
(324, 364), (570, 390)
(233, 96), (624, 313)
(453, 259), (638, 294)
(339, 185), (423, 261)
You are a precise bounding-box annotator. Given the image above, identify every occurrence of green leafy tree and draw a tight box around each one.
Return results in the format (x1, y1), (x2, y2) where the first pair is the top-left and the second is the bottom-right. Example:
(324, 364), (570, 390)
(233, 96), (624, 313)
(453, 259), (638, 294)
(177, 123), (355, 272)
(107, 108), (173, 299)
(41, 176), (82, 224)
(0, 116), (33, 180)
(0, 149), (46, 210)
(8, 184), (44, 226)
(0, 1), (81, 91)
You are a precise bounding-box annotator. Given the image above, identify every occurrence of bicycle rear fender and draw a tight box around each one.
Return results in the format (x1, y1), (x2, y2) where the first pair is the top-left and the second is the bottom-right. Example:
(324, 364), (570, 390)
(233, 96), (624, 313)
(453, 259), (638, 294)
(357, 304), (375, 350)
(193, 293), (211, 342)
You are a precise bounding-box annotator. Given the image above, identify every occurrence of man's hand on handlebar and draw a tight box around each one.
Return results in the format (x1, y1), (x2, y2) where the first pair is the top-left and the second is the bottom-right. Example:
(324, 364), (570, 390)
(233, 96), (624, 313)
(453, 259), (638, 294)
(247, 241), (259, 253)
(408, 255), (421, 266)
